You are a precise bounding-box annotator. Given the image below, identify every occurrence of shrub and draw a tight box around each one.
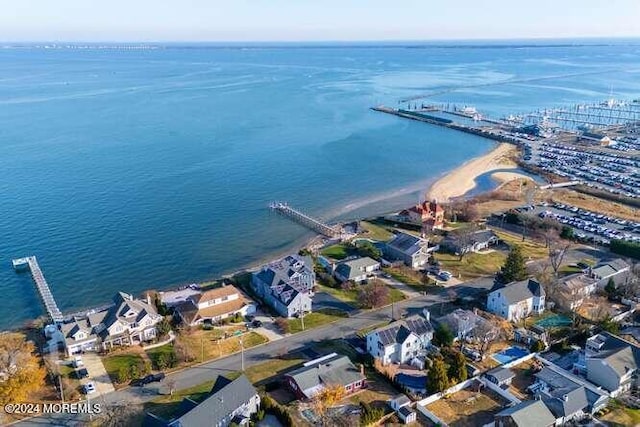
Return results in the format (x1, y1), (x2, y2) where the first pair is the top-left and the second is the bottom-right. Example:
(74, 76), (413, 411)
(610, 239), (640, 260)
(117, 366), (130, 384)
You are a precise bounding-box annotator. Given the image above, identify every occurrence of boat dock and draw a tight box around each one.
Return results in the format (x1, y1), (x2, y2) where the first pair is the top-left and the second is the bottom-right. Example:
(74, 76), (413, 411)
(12, 256), (64, 323)
(270, 202), (341, 238)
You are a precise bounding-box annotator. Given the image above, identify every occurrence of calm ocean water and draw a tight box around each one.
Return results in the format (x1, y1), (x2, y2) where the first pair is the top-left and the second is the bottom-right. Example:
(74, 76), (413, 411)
(1, 41), (640, 329)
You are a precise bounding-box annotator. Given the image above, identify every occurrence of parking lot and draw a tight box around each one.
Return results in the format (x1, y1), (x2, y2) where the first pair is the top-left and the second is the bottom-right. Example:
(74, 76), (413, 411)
(531, 202), (640, 246)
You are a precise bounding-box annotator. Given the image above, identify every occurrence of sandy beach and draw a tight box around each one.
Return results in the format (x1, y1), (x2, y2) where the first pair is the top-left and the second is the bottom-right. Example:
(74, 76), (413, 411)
(426, 143), (528, 202)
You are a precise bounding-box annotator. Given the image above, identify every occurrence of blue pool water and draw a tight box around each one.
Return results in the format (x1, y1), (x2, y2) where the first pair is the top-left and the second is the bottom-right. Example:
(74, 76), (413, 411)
(2, 40), (640, 329)
(491, 346), (530, 364)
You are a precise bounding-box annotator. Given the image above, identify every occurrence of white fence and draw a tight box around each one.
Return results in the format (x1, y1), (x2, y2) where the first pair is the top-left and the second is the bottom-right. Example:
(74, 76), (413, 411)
(416, 403), (449, 427)
(480, 378), (521, 405)
(417, 378), (476, 406)
(501, 351), (536, 369)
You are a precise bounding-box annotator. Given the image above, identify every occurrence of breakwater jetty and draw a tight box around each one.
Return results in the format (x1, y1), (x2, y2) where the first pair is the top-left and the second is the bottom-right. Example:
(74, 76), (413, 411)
(270, 202), (341, 238)
(12, 256), (64, 323)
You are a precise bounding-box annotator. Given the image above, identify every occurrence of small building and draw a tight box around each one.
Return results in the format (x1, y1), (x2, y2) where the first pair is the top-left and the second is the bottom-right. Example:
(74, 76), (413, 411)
(580, 131), (613, 146)
(486, 367), (515, 387)
(495, 400), (556, 427)
(589, 258), (631, 289)
(514, 325), (548, 347)
(440, 229), (499, 256)
(383, 232), (431, 269)
(388, 395), (416, 425)
(487, 279), (545, 322)
(175, 285), (256, 326)
(284, 353), (366, 400)
(366, 313), (433, 366)
(334, 257), (380, 283)
(556, 273), (598, 310)
(251, 254), (315, 318)
(144, 374), (259, 427)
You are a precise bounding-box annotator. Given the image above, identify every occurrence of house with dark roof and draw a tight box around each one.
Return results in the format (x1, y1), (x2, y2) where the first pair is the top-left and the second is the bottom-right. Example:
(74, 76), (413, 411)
(436, 309), (498, 342)
(588, 258), (631, 289)
(440, 229), (499, 256)
(175, 285), (256, 326)
(383, 232), (431, 269)
(284, 353), (366, 400)
(62, 292), (163, 355)
(388, 394), (416, 424)
(366, 313), (433, 367)
(485, 367), (515, 387)
(487, 279), (545, 322)
(585, 332), (640, 396)
(144, 374), (259, 427)
(251, 254), (315, 318)
(334, 257), (380, 283)
(495, 400), (556, 427)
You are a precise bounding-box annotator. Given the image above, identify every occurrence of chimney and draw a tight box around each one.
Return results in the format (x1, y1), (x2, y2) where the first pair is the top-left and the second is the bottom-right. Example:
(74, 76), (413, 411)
(360, 364), (365, 376)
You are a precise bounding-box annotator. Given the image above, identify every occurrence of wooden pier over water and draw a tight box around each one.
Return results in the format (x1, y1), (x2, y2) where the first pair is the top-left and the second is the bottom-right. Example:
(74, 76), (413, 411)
(270, 202), (341, 238)
(12, 256), (64, 323)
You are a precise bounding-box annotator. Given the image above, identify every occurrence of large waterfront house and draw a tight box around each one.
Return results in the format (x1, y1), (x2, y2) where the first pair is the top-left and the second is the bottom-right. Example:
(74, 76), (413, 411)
(251, 254), (315, 318)
(366, 312), (433, 368)
(383, 232), (431, 269)
(62, 292), (163, 355)
(284, 353), (366, 400)
(175, 285), (256, 326)
(334, 257), (380, 283)
(487, 278), (545, 322)
(583, 332), (640, 397)
(144, 374), (259, 427)
(397, 200), (445, 232)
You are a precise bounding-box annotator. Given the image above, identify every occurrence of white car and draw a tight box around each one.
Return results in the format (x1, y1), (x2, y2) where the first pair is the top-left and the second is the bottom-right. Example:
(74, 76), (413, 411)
(83, 382), (96, 394)
(73, 356), (84, 368)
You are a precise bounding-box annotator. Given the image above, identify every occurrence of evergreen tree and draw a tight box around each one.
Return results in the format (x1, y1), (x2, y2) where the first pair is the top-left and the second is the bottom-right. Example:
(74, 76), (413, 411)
(501, 245), (528, 283)
(427, 358), (450, 394)
(447, 350), (468, 383)
(433, 324), (454, 347)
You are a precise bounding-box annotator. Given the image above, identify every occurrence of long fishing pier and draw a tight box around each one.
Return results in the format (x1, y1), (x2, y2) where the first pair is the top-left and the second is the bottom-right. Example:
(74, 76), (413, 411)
(270, 202), (341, 238)
(12, 256), (64, 323)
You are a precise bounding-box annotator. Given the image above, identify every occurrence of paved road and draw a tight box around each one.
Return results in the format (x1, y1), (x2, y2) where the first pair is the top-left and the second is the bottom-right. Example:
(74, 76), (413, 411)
(12, 278), (494, 426)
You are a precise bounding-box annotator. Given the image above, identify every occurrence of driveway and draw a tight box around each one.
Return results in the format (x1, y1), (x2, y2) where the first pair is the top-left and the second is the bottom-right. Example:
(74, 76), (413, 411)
(378, 277), (422, 298)
(252, 310), (285, 341)
(312, 291), (357, 313)
(82, 353), (115, 395)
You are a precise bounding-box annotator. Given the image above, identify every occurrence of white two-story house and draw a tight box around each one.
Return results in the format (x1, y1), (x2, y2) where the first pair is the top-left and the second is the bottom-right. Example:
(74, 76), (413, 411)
(585, 332), (640, 397)
(487, 278), (545, 322)
(175, 285), (256, 326)
(366, 313), (433, 367)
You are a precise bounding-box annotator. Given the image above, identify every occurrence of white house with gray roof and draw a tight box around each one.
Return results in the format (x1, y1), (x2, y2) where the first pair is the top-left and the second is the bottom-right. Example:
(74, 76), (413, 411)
(585, 332), (640, 396)
(589, 258), (631, 289)
(251, 254), (315, 318)
(144, 374), (259, 427)
(62, 291), (163, 356)
(487, 279), (545, 322)
(284, 353), (366, 400)
(366, 312), (433, 367)
(383, 232), (430, 269)
(334, 257), (380, 283)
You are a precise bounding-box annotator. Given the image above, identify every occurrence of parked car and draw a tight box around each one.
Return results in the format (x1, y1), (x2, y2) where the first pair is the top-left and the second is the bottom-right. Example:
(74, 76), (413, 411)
(75, 368), (89, 379)
(83, 382), (96, 394)
(252, 320), (263, 328)
(131, 373), (166, 387)
(72, 356), (84, 368)
(438, 271), (453, 281)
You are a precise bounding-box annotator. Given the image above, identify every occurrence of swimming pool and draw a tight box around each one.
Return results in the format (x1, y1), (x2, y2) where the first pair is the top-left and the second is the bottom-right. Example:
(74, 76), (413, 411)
(535, 315), (572, 329)
(491, 346), (530, 364)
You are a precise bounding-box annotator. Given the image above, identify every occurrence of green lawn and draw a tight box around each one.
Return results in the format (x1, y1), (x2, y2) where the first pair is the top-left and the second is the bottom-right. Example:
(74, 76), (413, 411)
(388, 287), (406, 303)
(146, 343), (175, 370)
(320, 243), (354, 260)
(601, 400), (640, 426)
(244, 356), (305, 384)
(493, 229), (549, 259)
(287, 308), (348, 334)
(360, 221), (394, 241)
(317, 284), (359, 306)
(384, 266), (426, 289)
(102, 352), (146, 383)
(558, 265), (583, 276)
(435, 251), (507, 279)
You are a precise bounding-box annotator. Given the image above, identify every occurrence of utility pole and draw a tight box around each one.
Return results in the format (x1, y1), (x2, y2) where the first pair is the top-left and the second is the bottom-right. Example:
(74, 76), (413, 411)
(201, 337), (204, 363)
(59, 374), (64, 403)
(299, 299), (305, 331)
(239, 336), (245, 372)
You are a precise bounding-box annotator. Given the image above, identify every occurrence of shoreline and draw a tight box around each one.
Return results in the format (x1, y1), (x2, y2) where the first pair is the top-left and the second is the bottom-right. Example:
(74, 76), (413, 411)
(425, 142), (530, 202)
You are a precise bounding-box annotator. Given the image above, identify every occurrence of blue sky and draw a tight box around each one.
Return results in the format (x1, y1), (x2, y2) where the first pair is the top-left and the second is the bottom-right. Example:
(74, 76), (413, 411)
(2, 0), (639, 42)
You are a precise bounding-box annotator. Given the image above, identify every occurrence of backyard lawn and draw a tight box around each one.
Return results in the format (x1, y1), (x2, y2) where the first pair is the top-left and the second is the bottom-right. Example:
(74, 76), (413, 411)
(317, 284), (359, 306)
(287, 308), (348, 334)
(435, 251), (507, 279)
(600, 400), (640, 426)
(320, 243), (354, 260)
(493, 229), (549, 260)
(102, 350), (147, 384)
(426, 388), (507, 427)
(359, 221), (394, 241)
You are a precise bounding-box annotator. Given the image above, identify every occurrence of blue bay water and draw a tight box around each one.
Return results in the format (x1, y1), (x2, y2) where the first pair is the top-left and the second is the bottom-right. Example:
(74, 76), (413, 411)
(1, 41), (640, 329)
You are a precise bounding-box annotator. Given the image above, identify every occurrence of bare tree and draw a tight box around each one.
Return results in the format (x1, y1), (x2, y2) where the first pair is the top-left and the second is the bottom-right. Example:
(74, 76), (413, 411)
(451, 223), (479, 261)
(618, 264), (640, 299)
(548, 240), (572, 279)
(474, 320), (500, 357)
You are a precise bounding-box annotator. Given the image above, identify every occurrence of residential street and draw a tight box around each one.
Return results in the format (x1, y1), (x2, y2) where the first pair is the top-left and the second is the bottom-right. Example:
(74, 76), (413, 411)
(13, 278), (495, 426)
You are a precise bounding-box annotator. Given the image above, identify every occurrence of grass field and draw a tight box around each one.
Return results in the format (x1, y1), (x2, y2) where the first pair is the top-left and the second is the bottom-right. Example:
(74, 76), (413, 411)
(388, 287), (406, 303)
(435, 251), (506, 279)
(287, 308), (348, 334)
(426, 388), (506, 427)
(360, 221), (394, 241)
(493, 229), (549, 259)
(244, 356), (306, 384)
(383, 266), (425, 288)
(179, 330), (268, 363)
(317, 284), (359, 305)
(321, 243), (355, 260)
(102, 351), (146, 383)
(146, 343), (175, 370)
(601, 400), (640, 426)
